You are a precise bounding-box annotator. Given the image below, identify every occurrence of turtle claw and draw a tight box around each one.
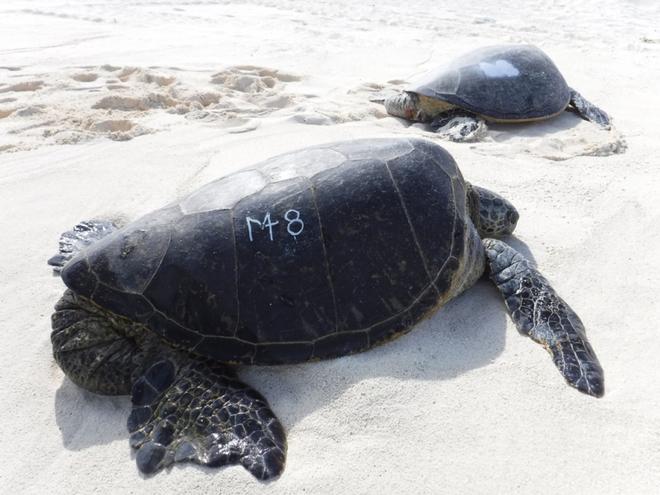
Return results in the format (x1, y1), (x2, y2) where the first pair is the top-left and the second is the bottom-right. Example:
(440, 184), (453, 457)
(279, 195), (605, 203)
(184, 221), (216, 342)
(242, 447), (286, 480)
(128, 357), (286, 479)
(136, 442), (168, 474)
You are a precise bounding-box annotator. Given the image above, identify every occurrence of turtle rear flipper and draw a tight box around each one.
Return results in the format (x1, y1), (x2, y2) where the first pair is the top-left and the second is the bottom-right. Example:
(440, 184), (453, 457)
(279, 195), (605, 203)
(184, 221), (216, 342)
(483, 238), (604, 398)
(48, 219), (119, 272)
(568, 87), (611, 129)
(128, 357), (286, 480)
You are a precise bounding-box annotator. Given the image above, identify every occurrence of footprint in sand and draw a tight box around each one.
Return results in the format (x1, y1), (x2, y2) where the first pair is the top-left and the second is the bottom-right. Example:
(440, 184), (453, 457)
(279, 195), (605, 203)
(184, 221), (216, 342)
(71, 73), (99, 83)
(92, 93), (179, 111)
(86, 119), (148, 141)
(15, 105), (46, 117)
(211, 65), (301, 91)
(0, 80), (44, 93)
(204, 65), (301, 122)
(104, 66), (177, 87)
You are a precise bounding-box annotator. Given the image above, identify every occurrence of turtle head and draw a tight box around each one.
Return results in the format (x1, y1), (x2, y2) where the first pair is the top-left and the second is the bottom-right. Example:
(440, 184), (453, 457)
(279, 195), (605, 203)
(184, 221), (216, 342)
(467, 184), (519, 237)
(51, 289), (141, 395)
(383, 91), (421, 120)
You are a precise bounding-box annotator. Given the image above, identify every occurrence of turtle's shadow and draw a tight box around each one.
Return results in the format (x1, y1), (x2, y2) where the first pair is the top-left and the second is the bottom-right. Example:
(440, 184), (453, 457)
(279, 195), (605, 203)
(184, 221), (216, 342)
(392, 110), (587, 145)
(242, 280), (511, 430)
(486, 111), (583, 141)
(54, 378), (130, 450)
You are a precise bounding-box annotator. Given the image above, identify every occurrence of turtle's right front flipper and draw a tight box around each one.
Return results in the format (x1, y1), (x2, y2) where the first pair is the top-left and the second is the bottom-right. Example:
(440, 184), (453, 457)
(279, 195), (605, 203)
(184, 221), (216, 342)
(128, 356), (286, 480)
(483, 238), (604, 398)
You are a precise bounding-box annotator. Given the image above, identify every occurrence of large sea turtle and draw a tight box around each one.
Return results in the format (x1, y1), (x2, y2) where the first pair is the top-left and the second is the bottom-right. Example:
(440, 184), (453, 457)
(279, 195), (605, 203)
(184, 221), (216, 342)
(380, 44), (611, 141)
(48, 137), (604, 480)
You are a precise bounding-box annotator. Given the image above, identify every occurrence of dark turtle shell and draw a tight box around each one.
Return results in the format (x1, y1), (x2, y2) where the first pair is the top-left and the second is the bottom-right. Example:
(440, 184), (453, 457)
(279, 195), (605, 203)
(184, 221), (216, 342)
(408, 44), (571, 122)
(61, 138), (479, 365)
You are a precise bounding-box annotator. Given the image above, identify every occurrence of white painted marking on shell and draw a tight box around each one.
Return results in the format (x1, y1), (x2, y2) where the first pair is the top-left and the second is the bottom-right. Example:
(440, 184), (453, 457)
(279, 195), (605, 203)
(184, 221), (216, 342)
(246, 209), (304, 242)
(478, 60), (520, 78)
(246, 216), (262, 241)
(285, 209), (304, 238)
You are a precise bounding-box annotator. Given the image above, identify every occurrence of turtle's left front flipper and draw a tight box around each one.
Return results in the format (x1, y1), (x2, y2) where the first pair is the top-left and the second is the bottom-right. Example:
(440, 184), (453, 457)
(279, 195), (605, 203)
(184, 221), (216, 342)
(568, 87), (611, 129)
(128, 356), (286, 479)
(483, 238), (604, 398)
(48, 219), (119, 272)
(431, 110), (487, 142)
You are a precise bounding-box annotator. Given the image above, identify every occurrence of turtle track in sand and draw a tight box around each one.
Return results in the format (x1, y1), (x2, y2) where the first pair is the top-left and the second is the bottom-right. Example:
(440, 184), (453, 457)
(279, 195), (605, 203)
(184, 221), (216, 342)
(0, 64), (304, 153)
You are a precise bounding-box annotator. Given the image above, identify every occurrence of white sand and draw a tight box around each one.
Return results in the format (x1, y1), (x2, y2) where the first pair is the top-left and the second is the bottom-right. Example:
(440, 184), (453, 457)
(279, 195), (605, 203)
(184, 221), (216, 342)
(1, 1), (660, 493)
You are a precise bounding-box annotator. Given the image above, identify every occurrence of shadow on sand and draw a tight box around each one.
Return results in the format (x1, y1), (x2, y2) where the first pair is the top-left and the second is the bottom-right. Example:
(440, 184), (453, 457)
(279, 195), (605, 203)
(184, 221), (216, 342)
(486, 111), (583, 141)
(55, 379), (130, 450)
(395, 109), (585, 141)
(241, 279), (509, 431)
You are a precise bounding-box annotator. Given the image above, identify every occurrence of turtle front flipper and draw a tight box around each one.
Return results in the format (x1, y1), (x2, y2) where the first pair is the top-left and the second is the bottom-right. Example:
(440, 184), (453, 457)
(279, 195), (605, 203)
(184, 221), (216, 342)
(568, 87), (611, 129)
(48, 219), (119, 272)
(483, 238), (604, 398)
(431, 110), (487, 142)
(128, 356), (286, 480)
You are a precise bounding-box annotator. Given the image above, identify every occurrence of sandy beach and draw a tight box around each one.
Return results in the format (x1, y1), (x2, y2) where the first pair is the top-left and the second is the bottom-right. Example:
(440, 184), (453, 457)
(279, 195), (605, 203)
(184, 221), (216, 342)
(1, 1), (659, 493)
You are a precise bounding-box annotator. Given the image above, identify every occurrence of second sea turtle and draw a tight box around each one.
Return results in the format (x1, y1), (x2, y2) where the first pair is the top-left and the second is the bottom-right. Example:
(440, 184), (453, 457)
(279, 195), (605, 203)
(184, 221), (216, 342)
(381, 44), (611, 141)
